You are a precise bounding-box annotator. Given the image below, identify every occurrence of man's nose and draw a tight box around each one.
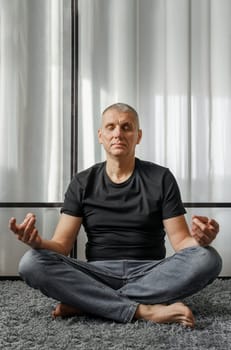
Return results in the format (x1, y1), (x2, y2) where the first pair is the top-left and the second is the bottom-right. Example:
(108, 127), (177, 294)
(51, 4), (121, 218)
(113, 126), (122, 137)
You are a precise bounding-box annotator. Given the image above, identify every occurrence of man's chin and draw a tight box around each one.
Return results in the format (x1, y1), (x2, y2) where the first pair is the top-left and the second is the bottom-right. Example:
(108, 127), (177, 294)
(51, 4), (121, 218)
(109, 150), (127, 157)
(109, 146), (127, 154)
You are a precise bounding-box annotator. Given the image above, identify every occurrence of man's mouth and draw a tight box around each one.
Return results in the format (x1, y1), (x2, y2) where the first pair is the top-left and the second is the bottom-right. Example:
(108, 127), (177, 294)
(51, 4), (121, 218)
(111, 142), (126, 147)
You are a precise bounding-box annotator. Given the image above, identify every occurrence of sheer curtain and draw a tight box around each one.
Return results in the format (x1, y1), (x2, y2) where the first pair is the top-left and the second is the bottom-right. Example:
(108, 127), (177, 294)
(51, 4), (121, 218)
(78, 0), (231, 275)
(0, 0), (72, 275)
(0, 0), (71, 202)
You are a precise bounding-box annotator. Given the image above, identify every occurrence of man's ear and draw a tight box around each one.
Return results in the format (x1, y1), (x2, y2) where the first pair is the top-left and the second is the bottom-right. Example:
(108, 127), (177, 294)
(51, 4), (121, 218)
(98, 129), (103, 144)
(137, 129), (142, 144)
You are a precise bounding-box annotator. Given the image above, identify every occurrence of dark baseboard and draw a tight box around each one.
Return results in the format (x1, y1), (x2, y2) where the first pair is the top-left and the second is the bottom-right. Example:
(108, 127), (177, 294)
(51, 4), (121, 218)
(0, 276), (22, 281)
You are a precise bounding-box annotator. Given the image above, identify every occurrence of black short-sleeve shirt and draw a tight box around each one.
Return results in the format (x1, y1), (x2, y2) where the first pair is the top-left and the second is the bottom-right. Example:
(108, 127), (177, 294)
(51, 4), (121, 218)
(61, 158), (186, 261)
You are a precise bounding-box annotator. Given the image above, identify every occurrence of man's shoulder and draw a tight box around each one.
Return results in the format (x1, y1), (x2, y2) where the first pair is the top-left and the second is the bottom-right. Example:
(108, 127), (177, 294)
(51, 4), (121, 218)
(136, 158), (168, 175)
(79, 162), (105, 175)
(72, 162), (105, 185)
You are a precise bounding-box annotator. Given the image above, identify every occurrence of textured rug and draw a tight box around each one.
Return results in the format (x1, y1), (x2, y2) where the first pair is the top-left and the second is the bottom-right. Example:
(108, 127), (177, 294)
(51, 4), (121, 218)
(0, 279), (230, 350)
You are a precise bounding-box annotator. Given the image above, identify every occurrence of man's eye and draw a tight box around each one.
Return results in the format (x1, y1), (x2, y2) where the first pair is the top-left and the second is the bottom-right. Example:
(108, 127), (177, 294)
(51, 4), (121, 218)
(106, 125), (114, 130)
(123, 124), (131, 131)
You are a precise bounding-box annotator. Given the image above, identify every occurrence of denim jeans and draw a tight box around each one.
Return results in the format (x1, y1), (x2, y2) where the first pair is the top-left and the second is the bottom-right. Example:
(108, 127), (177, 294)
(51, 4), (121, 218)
(19, 246), (222, 323)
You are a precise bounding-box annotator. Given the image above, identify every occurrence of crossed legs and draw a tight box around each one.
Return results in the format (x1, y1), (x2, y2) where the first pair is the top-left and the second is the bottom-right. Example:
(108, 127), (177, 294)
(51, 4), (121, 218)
(19, 246), (222, 327)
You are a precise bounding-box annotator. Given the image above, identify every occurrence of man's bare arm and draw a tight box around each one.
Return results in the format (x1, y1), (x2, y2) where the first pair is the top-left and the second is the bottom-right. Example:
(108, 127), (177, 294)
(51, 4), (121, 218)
(9, 213), (82, 256)
(164, 214), (219, 252)
(164, 215), (199, 252)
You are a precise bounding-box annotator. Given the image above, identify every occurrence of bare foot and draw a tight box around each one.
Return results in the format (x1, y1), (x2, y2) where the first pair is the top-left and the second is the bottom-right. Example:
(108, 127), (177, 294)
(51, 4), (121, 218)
(52, 303), (85, 319)
(134, 302), (195, 328)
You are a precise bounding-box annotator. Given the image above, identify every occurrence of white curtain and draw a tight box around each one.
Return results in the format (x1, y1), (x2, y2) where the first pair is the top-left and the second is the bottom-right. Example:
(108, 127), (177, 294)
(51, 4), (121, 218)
(0, 0), (72, 275)
(0, 0), (71, 202)
(78, 0), (231, 275)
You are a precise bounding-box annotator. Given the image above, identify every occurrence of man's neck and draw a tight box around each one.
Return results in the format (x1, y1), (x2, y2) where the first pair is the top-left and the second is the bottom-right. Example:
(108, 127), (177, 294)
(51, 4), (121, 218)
(106, 157), (136, 184)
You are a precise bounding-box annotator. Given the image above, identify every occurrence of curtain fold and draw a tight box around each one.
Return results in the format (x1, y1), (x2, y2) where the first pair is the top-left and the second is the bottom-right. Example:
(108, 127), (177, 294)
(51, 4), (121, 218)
(0, 0), (71, 202)
(78, 0), (231, 203)
(0, 0), (72, 275)
(78, 0), (231, 274)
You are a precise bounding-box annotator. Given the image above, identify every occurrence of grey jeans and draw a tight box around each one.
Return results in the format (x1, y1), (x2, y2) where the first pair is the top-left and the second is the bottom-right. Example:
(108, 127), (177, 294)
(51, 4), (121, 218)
(19, 246), (222, 323)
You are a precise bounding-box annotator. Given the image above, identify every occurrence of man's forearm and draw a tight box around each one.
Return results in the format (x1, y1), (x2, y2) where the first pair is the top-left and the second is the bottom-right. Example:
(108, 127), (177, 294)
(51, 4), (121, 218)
(175, 236), (200, 252)
(38, 239), (70, 256)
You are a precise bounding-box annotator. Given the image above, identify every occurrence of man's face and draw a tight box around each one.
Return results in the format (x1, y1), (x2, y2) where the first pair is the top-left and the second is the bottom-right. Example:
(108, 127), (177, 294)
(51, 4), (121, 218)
(98, 109), (142, 159)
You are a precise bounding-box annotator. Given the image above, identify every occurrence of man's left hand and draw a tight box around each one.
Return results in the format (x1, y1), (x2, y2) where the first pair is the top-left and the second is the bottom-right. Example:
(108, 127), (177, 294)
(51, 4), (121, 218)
(191, 215), (219, 246)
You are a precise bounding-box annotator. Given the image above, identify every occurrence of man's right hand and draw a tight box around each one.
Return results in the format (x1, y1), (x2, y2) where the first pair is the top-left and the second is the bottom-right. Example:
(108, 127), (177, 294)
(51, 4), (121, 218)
(9, 213), (42, 249)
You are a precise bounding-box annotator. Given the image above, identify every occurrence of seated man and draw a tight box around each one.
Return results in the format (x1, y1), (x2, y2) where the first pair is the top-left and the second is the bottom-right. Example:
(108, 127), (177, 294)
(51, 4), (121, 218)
(9, 102), (222, 328)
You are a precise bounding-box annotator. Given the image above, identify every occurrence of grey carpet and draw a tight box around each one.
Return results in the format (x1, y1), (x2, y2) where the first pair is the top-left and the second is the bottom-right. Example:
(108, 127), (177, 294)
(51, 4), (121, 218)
(0, 279), (230, 350)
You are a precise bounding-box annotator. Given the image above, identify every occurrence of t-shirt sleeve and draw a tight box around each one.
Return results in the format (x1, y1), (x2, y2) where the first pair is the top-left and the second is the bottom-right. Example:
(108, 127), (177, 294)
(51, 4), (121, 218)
(60, 175), (83, 217)
(161, 169), (186, 219)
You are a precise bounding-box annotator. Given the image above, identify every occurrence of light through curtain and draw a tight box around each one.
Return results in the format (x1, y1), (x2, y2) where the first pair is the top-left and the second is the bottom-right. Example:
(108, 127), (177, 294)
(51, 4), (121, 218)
(78, 0), (231, 203)
(0, 0), (72, 275)
(0, 0), (71, 202)
(78, 0), (231, 275)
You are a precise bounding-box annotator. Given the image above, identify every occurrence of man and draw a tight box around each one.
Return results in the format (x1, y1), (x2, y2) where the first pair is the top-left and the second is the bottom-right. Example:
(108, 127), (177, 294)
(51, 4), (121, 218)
(9, 103), (222, 328)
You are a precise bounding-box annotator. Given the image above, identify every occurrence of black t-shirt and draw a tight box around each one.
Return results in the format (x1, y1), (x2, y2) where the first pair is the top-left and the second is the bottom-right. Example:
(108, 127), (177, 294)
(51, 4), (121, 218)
(61, 158), (186, 261)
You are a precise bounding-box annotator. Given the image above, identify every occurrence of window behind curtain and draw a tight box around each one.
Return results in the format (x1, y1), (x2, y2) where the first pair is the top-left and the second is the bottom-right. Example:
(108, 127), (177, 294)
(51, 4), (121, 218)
(77, 0), (231, 275)
(0, 0), (72, 275)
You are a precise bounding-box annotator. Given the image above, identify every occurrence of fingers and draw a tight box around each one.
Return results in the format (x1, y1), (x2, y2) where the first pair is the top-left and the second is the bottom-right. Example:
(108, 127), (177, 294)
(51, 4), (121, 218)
(191, 215), (219, 245)
(9, 217), (18, 233)
(18, 214), (36, 243)
(192, 216), (210, 230)
(21, 213), (36, 227)
(192, 215), (208, 224)
(9, 213), (42, 248)
(208, 218), (219, 232)
(192, 216), (219, 235)
(9, 213), (36, 238)
(191, 231), (212, 246)
(192, 216), (219, 233)
(27, 228), (39, 244)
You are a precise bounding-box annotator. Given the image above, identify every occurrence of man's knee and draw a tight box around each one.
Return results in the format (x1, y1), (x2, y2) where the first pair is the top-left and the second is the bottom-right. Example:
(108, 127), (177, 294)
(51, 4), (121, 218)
(19, 249), (39, 281)
(18, 249), (51, 286)
(193, 246), (222, 281)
